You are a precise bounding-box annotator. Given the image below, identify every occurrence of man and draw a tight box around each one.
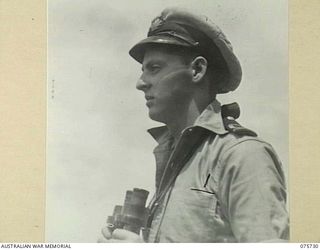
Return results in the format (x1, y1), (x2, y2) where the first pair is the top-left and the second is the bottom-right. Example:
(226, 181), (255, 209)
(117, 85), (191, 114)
(98, 7), (289, 243)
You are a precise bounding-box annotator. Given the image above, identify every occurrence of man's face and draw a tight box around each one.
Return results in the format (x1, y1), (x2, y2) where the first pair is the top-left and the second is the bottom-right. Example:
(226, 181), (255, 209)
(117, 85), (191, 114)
(137, 47), (195, 123)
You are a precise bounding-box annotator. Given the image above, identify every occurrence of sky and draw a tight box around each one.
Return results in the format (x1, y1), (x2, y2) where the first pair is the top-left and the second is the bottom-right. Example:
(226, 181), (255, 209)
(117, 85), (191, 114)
(47, 0), (288, 242)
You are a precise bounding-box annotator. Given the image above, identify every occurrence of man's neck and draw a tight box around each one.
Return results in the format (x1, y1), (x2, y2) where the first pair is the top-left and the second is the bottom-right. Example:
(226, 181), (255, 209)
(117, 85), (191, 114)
(166, 99), (209, 143)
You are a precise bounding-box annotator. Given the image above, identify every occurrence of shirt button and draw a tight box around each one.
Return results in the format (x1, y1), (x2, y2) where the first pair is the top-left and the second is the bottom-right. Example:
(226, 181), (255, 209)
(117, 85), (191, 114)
(188, 128), (193, 132)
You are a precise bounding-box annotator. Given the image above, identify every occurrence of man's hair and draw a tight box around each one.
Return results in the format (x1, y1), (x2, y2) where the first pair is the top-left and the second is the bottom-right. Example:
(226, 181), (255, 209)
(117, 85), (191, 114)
(144, 43), (229, 96)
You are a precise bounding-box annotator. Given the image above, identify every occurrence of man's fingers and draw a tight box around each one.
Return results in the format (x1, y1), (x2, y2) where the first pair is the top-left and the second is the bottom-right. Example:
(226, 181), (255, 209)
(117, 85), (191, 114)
(112, 229), (142, 242)
(112, 229), (134, 240)
(97, 237), (109, 243)
(98, 228), (144, 243)
(97, 237), (124, 243)
(101, 226), (112, 239)
(107, 239), (127, 243)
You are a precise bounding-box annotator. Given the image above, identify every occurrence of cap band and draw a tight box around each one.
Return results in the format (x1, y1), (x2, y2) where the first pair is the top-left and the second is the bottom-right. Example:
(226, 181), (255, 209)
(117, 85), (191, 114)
(152, 31), (199, 46)
(148, 21), (199, 47)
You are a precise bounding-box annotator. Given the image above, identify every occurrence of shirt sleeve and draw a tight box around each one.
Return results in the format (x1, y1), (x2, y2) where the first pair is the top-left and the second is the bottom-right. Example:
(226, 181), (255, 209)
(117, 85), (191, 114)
(218, 138), (289, 242)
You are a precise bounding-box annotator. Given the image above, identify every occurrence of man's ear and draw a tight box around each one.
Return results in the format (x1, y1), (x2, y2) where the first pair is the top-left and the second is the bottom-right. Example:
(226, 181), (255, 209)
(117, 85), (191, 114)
(190, 56), (208, 83)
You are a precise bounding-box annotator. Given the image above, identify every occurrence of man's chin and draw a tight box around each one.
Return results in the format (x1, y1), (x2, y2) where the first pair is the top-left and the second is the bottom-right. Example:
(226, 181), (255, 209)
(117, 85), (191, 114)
(148, 110), (166, 123)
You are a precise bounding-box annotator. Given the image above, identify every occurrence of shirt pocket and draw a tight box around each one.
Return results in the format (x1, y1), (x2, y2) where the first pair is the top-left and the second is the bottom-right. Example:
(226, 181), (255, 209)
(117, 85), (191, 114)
(162, 188), (221, 242)
(171, 187), (218, 214)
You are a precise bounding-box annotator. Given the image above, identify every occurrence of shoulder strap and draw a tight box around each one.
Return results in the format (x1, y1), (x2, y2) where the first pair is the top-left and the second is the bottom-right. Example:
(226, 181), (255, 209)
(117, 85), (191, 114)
(221, 102), (257, 137)
(223, 117), (257, 137)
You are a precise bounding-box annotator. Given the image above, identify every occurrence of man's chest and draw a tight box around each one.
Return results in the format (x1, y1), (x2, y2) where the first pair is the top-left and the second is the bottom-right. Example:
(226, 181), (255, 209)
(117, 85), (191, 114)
(148, 136), (236, 242)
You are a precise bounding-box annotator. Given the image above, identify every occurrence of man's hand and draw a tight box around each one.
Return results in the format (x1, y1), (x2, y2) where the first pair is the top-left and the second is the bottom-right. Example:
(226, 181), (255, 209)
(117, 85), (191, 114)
(97, 227), (145, 243)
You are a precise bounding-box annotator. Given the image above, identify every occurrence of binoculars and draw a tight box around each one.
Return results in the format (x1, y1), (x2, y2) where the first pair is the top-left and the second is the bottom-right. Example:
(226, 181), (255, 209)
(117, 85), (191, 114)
(107, 188), (149, 235)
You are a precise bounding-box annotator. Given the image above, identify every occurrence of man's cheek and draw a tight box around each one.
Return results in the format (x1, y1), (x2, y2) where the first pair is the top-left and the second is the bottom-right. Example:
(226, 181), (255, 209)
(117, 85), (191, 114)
(168, 83), (194, 105)
(158, 69), (192, 86)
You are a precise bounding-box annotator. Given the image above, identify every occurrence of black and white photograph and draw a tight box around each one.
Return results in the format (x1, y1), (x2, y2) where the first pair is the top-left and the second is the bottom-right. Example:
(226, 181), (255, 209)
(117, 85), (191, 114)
(47, 0), (288, 243)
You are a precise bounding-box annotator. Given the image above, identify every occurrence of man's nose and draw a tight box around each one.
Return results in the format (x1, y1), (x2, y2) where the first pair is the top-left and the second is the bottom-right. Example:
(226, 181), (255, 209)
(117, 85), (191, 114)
(136, 78), (151, 91)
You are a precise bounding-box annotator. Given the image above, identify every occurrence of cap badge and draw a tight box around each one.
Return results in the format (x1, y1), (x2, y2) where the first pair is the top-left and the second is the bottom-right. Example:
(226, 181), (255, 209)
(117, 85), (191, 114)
(150, 16), (165, 33)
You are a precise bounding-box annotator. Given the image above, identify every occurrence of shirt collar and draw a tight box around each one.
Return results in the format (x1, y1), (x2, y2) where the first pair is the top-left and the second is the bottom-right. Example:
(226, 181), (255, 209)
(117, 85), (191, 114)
(148, 99), (228, 144)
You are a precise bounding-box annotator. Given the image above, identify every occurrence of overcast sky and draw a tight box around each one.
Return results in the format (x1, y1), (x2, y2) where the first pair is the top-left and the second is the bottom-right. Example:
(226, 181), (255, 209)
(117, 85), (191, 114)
(47, 0), (288, 242)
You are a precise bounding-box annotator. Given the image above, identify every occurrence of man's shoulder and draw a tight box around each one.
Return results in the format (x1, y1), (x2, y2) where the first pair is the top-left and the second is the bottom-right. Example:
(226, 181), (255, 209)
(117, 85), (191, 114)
(209, 128), (284, 182)
(211, 120), (275, 158)
(211, 127), (282, 172)
(217, 132), (274, 155)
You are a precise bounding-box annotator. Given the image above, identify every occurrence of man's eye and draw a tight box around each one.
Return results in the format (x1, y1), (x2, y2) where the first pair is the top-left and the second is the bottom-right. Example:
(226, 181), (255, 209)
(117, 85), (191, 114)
(149, 65), (161, 72)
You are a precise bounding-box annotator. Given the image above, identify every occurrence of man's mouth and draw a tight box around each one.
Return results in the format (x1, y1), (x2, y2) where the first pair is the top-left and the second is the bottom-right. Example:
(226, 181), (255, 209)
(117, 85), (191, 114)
(145, 95), (154, 100)
(145, 95), (154, 106)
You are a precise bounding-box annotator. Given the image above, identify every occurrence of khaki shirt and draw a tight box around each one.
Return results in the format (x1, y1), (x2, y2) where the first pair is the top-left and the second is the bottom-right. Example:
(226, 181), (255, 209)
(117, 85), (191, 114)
(146, 100), (289, 243)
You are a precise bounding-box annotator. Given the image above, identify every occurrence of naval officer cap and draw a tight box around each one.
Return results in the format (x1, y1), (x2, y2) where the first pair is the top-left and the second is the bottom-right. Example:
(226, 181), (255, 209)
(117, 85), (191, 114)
(129, 7), (242, 93)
